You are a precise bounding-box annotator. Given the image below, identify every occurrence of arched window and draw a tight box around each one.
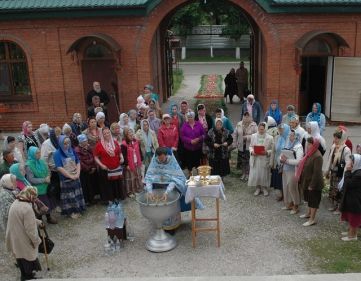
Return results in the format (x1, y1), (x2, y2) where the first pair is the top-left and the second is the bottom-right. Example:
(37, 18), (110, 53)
(0, 41), (31, 101)
(84, 41), (113, 59)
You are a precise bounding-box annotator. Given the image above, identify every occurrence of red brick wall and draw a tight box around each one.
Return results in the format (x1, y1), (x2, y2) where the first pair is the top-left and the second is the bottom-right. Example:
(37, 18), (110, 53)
(1, 1), (361, 130)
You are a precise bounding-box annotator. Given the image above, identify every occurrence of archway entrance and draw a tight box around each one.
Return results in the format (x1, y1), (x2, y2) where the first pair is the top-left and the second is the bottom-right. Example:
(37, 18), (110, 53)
(67, 34), (121, 122)
(150, 0), (264, 103)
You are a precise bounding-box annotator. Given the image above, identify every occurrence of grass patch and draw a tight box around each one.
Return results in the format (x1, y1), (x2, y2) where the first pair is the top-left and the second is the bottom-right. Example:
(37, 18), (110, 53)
(305, 238), (361, 273)
(181, 56), (244, 62)
(172, 68), (184, 95)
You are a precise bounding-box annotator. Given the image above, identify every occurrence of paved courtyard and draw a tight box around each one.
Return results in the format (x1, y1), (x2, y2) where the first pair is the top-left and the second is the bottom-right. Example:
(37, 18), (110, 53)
(1, 63), (361, 280)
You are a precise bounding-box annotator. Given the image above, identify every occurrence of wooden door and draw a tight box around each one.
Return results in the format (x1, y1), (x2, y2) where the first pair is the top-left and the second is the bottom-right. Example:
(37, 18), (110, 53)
(82, 59), (119, 123)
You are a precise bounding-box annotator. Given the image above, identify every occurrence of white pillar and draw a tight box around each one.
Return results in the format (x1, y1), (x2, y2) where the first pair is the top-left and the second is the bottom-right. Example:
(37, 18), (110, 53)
(181, 47), (186, 60)
(236, 47), (240, 59)
(210, 46), (214, 58)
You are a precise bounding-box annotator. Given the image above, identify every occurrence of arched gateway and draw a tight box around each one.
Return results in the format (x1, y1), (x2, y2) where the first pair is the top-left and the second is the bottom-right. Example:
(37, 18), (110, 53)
(136, 0), (281, 107)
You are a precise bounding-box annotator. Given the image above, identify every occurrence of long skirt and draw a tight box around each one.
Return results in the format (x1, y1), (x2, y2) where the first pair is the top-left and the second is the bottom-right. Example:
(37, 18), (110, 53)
(248, 156), (271, 187)
(209, 157), (230, 177)
(270, 168), (283, 190)
(237, 150), (250, 174)
(17, 258), (41, 281)
(124, 167), (143, 194)
(98, 170), (126, 202)
(49, 170), (61, 201)
(60, 179), (86, 216)
(37, 194), (56, 214)
(282, 170), (300, 205)
(328, 171), (342, 203)
(183, 148), (202, 171)
(304, 189), (322, 209)
(341, 212), (361, 228)
(80, 170), (98, 203)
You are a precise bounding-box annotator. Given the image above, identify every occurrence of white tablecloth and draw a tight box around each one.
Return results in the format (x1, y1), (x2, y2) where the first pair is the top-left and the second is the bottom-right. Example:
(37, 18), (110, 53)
(185, 176), (226, 204)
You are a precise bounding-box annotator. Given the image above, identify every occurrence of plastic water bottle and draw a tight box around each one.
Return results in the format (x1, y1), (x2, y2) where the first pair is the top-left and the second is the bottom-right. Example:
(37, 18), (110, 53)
(104, 236), (113, 256)
(108, 211), (116, 230)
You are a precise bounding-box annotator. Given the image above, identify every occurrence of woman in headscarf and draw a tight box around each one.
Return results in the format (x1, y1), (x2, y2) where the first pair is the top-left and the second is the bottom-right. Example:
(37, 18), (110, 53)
(325, 127), (352, 214)
(180, 111), (205, 175)
(121, 128), (143, 197)
(3, 135), (24, 164)
(224, 68), (238, 104)
(280, 130), (304, 214)
(96, 111), (107, 129)
(75, 134), (99, 206)
(34, 123), (49, 145)
(265, 116), (278, 138)
(41, 127), (62, 205)
(94, 127), (125, 203)
(118, 113), (129, 133)
(0, 174), (19, 232)
(306, 103), (326, 136)
(82, 117), (101, 151)
(135, 119), (159, 175)
(214, 108), (234, 134)
(297, 137), (324, 226)
(248, 122), (274, 196)
(63, 123), (78, 148)
(302, 121), (326, 156)
(128, 109), (140, 132)
(25, 146), (57, 224)
(265, 100), (282, 125)
(339, 154), (361, 241)
(195, 104), (213, 165)
(5, 186), (42, 281)
(54, 135), (85, 219)
(282, 105), (298, 125)
(9, 163), (30, 191)
(149, 98), (162, 119)
(234, 111), (257, 182)
(17, 121), (40, 160)
(206, 118), (233, 178)
(169, 103), (185, 133)
(271, 123), (290, 201)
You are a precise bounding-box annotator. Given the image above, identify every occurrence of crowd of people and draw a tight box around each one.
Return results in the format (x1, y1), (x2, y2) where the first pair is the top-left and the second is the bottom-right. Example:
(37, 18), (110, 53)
(1, 79), (361, 280)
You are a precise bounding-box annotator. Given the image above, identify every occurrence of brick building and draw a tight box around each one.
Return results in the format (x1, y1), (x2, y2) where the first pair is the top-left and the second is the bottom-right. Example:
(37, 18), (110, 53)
(1, 0), (361, 130)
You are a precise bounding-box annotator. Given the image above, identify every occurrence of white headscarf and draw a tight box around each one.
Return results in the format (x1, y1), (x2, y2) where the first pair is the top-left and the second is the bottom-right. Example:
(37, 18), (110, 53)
(309, 121), (321, 139)
(0, 174), (16, 190)
(96, 111), (105, 122)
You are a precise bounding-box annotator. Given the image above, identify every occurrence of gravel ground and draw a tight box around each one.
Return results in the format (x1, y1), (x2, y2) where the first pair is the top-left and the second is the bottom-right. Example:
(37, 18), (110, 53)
(0, 167), (345, 280)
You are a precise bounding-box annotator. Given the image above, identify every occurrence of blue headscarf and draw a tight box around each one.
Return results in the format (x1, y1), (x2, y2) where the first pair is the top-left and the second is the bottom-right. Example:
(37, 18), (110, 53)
(276, 124), (290, 153)
(58, 135), (76, 161)
(267, 100), (282, 124)
(26, 146), (48, 174)
(285, 129), (301, 150)
(308, 103), (322, 125)
(9, 163), (30, 185)
(49, 128), (59, 149)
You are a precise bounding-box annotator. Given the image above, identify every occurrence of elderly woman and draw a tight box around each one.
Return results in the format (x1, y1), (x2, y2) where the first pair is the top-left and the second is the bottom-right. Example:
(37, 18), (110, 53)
(135, 119), (159, 175)
(297, 137), (324, 226)
(339, 154), (361, 241)
(325, 128), (352, 214)
(265, 100), (282, 125)
(271, 124), (290, 201)
(224, 68), (237, 104)
(0, 174), (19, 232)
(248, 122), (274, 196)
(147, 109), (162, 135)
(302, 121), (326, 156)
(158, 114), (179, 153)
(306, 103), (326, 136)
(265, 116), (278, 138)
(282, 105), (298, 125)
(75, 134), (99, 206)
(54, 135), (86, 219)
(63, 123), (78, 148)
(128, 109), (140, 132)
(110, 122), (122, 144)
(181, 111), (205, 175)
(17, 121), (40, 160)
(83, 117), (101, 151)
(25, 146), (57, 224)
(121, 128), (143, 197)
(3, 135), (24, 164)
(206, 118), (233, 178)
(234, 111), (257, 181)
(215, 108), (234, 134)
(94, 127), (125, 203)
(6, 186), (42, 281)
(34, 123), (49, 145)
(280, 130), (304, 214)
(10, 163), (30, 191)
(70, 113), (88, 136)
(149, 98), (162, 119)
(118, 113), (129, 133)
(96, 111), (107, 129)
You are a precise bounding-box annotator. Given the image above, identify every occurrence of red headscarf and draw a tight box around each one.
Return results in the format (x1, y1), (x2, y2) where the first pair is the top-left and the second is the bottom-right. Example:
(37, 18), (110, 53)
(295, 138), (320, 182)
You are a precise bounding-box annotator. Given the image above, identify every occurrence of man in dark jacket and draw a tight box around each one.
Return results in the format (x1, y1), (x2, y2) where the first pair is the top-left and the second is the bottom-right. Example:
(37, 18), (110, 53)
(240, 94), (262, 125)
(86, 81), (110, 106)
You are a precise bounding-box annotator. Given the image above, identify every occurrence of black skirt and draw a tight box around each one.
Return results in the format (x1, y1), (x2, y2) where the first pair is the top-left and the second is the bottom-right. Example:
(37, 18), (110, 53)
(304, 189), (322, 209)
(183, 149), (202, 171)
(270, 168), (283, 190)
(17, 258), (41, 280)
(98, 169), (126, 202)
(209, 158), (230, 177)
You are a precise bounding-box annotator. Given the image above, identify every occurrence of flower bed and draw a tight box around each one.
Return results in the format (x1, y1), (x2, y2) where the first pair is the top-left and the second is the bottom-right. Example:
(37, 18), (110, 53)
(195, 74), (224, 99)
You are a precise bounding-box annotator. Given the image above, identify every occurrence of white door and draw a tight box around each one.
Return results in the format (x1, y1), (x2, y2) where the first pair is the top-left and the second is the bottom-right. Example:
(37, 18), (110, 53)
(331, 57), (361, 122)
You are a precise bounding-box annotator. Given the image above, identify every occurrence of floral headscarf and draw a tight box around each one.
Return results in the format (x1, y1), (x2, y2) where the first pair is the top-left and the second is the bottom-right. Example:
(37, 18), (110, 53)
(16, 186), (38, 202)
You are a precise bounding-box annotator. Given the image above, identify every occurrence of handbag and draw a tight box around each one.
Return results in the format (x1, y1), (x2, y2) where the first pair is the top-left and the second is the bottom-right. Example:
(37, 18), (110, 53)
(107, 166), (123, 181)
(336, 146), (346, 178)
(38, 227), (55, 254)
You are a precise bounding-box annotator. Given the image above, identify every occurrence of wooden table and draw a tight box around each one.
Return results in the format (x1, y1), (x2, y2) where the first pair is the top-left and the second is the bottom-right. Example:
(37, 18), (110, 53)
(185, 177), (225, 248)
